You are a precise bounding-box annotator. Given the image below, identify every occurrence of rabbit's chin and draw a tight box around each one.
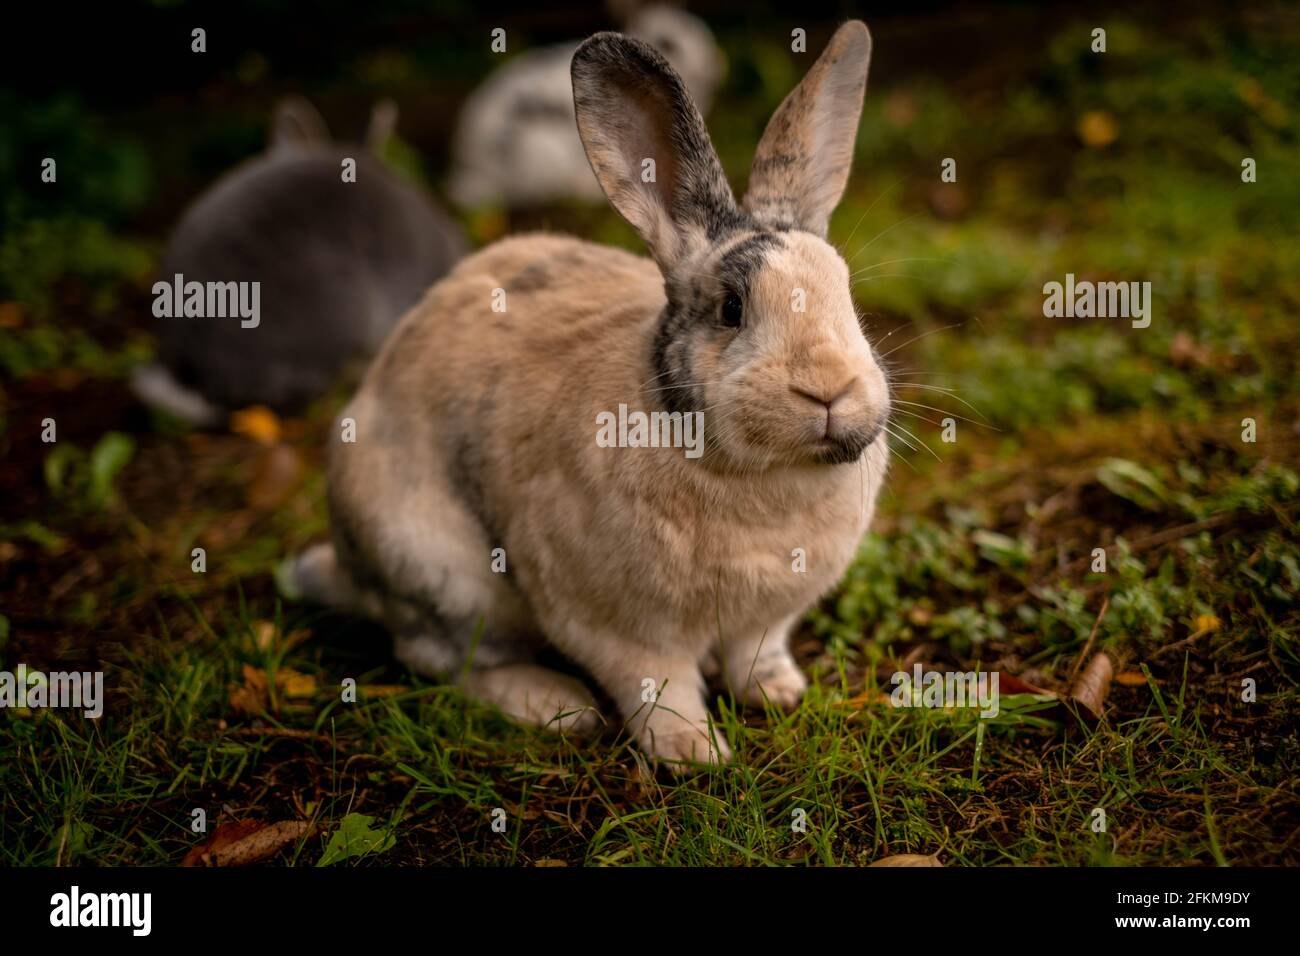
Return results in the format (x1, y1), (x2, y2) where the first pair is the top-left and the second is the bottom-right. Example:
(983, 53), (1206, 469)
(809, 432), (875, 465)
(709, 429), (876, 472)
(713, 410), (885, 470)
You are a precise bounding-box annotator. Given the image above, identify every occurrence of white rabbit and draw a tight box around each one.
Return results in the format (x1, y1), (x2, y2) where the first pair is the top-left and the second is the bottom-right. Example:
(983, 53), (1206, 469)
(133, 96), (465, 424)
(292, 21), (889, 767)
(447, 4), (723, 207)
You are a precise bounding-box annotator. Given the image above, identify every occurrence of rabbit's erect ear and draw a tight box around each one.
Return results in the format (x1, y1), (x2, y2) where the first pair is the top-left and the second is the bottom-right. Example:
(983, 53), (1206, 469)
(270, 96), (330, 150)
(572, 32), (737, 271)
(743, 21), (872, 237)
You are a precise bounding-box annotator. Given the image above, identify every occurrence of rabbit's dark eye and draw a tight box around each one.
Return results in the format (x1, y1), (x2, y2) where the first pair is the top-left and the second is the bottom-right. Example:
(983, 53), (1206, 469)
(720, 294), (744, 329)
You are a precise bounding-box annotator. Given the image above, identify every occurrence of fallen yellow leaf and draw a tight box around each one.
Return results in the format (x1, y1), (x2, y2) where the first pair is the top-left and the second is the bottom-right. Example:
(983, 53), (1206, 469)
(1194, 614), (1221, 634)
(1115, 671), (1149, 687)
(834, 690), (895, 710)
(1078, 110), (1118, 147)
(228, 663), (318, 714)
(230, 405), (282, 445)
(280, 670), (318, 698)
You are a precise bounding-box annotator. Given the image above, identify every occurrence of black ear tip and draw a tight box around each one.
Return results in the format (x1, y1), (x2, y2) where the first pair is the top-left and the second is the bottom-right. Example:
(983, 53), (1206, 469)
(573, 31), (631, 67)
(572, 30), (671, 79)
(575, 30), (623, 53)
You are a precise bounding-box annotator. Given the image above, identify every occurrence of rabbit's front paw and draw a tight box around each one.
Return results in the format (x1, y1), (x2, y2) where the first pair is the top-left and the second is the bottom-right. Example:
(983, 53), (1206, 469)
(640, 719), (732, 768)
(727, 650), (808, 712)
(461, 664), (602, 736)
(747, 658), (808, 711)
(582, 645), (729, 767)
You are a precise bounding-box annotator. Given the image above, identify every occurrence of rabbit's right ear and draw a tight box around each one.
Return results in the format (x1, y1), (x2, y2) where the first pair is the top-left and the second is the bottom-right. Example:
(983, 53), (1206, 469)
(572, 33), (737, 271)
(743, 21), (872, 237)
(270, 95), (330, 150)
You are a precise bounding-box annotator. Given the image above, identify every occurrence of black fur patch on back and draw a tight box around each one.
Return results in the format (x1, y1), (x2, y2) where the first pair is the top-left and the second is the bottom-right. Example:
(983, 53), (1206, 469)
(505, 247), (597, 294)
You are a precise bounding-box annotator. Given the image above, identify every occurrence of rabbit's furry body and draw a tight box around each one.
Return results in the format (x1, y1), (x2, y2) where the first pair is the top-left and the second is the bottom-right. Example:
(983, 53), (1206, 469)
(295, 22), (890, 765)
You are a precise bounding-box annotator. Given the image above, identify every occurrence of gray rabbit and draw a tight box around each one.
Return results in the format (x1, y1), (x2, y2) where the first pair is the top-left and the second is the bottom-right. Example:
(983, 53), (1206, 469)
(134, 97), (466, 424)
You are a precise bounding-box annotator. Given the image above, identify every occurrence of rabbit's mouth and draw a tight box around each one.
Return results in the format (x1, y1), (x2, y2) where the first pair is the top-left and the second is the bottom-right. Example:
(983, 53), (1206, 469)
(810, 419), (885, 466)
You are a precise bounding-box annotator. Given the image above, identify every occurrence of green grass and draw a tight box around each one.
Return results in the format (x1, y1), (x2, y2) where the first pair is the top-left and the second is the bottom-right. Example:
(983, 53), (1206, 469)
(1, 6), (1298, 865)
(3, 607), (1292, 865)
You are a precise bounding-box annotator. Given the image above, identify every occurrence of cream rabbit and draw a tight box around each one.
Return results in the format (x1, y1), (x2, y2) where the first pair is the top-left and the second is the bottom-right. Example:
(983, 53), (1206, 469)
(291, 21), (890, 766)
(447, 4), (723, 207)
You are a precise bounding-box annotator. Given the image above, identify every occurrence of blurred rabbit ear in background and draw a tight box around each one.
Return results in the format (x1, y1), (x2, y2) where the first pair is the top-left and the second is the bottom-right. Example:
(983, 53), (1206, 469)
(269, 95), (331, 150)
(624, 4), (726, 114)
(366, 98), (400, 153)
(447, 3), (723, 209)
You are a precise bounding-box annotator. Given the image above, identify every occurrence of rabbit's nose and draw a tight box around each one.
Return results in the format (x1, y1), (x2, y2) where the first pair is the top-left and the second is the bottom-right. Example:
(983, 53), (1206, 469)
(790, 377), (857, 412)
(791, 378), (860, 438)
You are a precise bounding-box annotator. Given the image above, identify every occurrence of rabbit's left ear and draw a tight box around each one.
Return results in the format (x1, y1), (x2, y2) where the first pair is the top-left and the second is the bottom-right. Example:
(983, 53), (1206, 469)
(572, 32), (738, 271)
(270, 95), (330, 149)
(743, 21), (872, 237)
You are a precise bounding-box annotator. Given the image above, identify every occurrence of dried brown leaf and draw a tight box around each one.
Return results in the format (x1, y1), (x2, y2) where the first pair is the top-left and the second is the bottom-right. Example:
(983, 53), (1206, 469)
(182, 819), (313, 867)
(247, 444), (303, 510)
(869, 853), (943, 867)
(189, 820), (312, 867)
(1068, 652), (1114, 722)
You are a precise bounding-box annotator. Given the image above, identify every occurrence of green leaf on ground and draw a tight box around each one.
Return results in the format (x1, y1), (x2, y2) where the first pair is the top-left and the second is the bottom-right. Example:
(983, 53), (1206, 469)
(316, 813), (396, 867)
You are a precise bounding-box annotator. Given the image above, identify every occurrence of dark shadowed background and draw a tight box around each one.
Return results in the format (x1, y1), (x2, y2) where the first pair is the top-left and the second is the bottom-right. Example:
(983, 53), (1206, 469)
(0, 1), (1297, 866)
